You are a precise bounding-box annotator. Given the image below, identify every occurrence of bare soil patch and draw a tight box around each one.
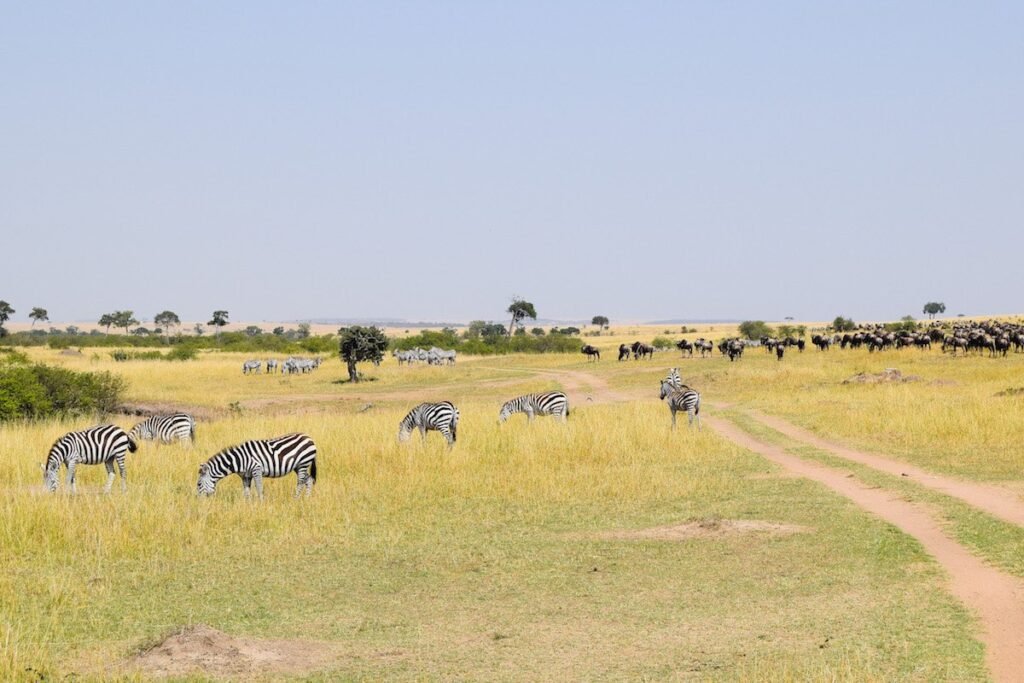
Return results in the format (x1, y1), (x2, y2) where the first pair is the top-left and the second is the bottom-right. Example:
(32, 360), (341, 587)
(843, 368), (920, 384)
(127, 624), (341, 679)
(116, 402), (223, 421)
(597, 518), (809, 541)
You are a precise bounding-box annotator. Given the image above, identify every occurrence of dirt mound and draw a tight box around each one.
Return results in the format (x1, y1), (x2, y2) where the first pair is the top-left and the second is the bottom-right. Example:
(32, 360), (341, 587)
(597, 518), (809, 541)
(116, 402), (222, 421)
(128, 624), (339, 679)
(843, 368), (920, 384)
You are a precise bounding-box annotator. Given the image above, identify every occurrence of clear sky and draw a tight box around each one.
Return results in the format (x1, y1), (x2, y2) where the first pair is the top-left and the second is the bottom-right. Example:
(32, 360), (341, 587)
(3, 2), (1022, 324)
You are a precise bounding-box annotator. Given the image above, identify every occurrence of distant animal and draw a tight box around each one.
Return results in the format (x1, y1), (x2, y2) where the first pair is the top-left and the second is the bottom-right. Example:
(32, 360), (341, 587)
(197, 433), (317, 499)
(659, 379), (701, 430)
(265, 359), (278, 374)
(618, 344), (631, 361)
(129, 413), (195, 445)
(776, 344), (785, 360)
(42, 425), (138, 494)
(631, 341), (654, 360)
(581, 345), (600, 361)
(242, 359), (261, 375)
(499, 391), (569, 423)
(398, 401), (460, 447)
(695, 339), (713, 357)
(676, 339), (694, 357)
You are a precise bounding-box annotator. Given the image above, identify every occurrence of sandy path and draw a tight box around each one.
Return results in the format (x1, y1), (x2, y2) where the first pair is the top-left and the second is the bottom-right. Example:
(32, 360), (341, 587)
(742, 410), (1024, 528)
(707, 415), (1024, 682)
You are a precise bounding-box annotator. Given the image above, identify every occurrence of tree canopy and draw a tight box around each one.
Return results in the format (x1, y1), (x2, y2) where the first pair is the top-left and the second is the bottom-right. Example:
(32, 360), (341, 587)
(154, 310), (180, 328)
(209, 310), (229, 337)
(0, 301), (14, 327)
(922, 302), (946, 319)
(831, 316), (857, 332)
(591, 315), (609, 329)
(112, 310), (138, 334)
(338, 325), (389, 382)
(506, 299), (537, 336)
(738, 320), (774, 340)
(29, 307), (48, 326)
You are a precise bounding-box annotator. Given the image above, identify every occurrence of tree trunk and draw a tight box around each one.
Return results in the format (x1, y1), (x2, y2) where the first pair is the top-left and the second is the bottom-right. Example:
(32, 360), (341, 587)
(348, 360), (359, 382)
(508, 312), (518, 337)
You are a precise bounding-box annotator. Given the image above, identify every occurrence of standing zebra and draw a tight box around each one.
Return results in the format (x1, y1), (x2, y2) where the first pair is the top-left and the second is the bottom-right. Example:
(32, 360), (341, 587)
(196, 433), (317, 499)
(398, 401), (459, 447)
(242, 359), (261, 375)
(659, 379), (701, 430)
(265, 359), (278, 374)
(42, 425), (138, 493)
(129, 412), (195, 445)
(498, 391), (569, 423)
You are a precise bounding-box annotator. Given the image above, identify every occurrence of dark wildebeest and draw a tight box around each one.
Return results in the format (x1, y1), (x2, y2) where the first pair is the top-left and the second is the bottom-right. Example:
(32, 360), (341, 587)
(581, 345), (601, 361)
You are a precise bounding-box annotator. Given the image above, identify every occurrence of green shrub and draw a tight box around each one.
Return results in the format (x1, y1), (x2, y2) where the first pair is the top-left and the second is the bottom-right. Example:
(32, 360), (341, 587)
(652, 336), (675, 350)
(0, 363), (126, 421)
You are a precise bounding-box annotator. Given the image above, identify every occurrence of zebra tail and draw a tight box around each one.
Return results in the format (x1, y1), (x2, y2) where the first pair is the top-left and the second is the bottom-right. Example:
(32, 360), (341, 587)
(190, 421), (196, 440)
(310, 460), (317, 483)
(126, 436), (139, 453)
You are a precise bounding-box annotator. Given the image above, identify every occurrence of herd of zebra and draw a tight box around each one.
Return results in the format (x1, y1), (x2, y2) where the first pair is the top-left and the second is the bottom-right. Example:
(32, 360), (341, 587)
(393, 347), (457, 366)
(242, 356), (324, 375)
(39, 369), (703, 497)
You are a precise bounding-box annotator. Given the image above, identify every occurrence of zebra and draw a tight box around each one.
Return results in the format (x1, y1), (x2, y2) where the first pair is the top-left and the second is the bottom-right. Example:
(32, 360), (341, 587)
(498, 391), (569, 423)
(659, 379), (701, 430)
(265, 359), (278, 374)
(129, 412), (195, 445)
(42, 425), (138, 493)
(664, 367), (684, 388)
(398, 401), (459, 447)
(242, 359), (261, 375)
(196, 433), (317, 499)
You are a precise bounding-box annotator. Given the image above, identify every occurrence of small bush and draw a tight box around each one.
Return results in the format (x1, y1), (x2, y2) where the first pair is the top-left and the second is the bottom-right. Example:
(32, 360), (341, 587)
(0, 363), (126, 421)
(652, 336), (675, 350)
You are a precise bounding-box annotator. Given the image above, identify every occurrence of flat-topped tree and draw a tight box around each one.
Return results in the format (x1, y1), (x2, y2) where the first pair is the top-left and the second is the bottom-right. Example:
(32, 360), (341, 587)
(112, 310), (138, 335)
(30, 307), (48, 327)
(339, 325), (389, 382)
(507, 298), (537, 336)
(591, 316), (609, 330)
(923, 302), (946, 319)
(98, 313), (114, 333)
(208, 310), (229, 338)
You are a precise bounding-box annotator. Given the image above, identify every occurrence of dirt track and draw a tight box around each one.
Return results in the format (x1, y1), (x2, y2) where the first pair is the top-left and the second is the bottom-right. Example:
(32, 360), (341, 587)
(706, 415), (1024, 682)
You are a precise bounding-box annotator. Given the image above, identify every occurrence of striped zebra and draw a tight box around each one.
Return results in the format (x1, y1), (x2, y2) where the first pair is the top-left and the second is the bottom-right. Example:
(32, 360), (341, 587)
(499, 391), (569, 423)
(242, 359), (261, 375)
(659, 378), (701, 430)
(398, 401), (459, 447)
(196, 433), (317, 499)
(42, 425), (138, 493)
(265, 359), (278, 374)
(129, 412), (195, 445)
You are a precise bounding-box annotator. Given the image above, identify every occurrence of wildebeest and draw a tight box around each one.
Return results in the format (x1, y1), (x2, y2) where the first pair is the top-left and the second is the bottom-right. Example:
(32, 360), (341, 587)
(581, 344), (601, 361)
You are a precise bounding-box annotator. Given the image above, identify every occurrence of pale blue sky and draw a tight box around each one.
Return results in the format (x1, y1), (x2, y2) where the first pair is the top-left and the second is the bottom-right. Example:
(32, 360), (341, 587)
(3, 2), (1022, 323)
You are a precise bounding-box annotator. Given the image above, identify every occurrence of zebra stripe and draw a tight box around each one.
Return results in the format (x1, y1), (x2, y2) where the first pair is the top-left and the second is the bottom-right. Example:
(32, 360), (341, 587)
(196, 433), (317, 499)
(242, 359), (261, 375)
(398, 401), (459, 447)
(499, 391), (569, 423)
(43, 424), (138, 493)
(129, 413), (195, 444)
(659, 379), (701, 430)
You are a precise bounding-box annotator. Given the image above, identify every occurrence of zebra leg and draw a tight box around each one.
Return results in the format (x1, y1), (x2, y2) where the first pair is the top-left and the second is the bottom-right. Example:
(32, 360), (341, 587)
(526, 409), (534, 422)
(418, 425), (427, 442)
(103, 460), (115, 494)
(242, 476), (252, 499)
(253, 472), (264, 500)
(442, 427), (455, 449)
(117, 455), (127, 493)
(67, 461), (77, 494)
(670, 407), (677, 430)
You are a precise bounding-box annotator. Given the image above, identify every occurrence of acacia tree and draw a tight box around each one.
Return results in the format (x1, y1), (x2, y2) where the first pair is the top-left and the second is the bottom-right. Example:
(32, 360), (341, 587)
(591, 315), (609, 331)
(98, 313), (114, 333)
(0, 300), (13, 336)
(112, 310), (138, 335)
(922, 302), (946, 319)
(506, 298), (537, 336)
(208, 310), (229, 338)
(29, 307), (49, 327)
(154, 310), (180, 339)
(338, 325), (389, 382)
(831, 316), (856, 332)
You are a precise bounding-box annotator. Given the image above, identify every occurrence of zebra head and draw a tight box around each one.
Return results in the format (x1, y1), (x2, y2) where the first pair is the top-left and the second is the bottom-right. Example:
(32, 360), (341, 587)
(397, 424), (412, 442)
(196, 463), (217, 496)
(42, 462), (59, 492)
(129, 421), (153, 441)
(659, 379), (676, 400)
(497, 401), (514, 423)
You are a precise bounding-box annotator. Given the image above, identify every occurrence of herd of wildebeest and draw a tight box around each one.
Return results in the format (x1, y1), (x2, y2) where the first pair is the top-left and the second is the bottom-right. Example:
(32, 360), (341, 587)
(582, 320), (1024, 362)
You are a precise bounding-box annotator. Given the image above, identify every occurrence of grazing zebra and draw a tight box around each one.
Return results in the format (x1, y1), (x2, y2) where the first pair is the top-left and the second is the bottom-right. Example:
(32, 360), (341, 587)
(499, 391), (569, 423)
(265, 359), (278, 374)
(242, 359), (261, 375)
(129, 412), (195, 445)
(581, 345), (600, 361)
(659, 379), (701, 430)
(42, 425), (138, 493)
(196, 433), (317, 499)
(398, 401), (459, 447)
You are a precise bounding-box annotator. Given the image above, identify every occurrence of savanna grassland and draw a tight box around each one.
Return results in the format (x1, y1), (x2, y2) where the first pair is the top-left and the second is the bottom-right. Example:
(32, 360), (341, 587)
(4, 323), (1023, 681)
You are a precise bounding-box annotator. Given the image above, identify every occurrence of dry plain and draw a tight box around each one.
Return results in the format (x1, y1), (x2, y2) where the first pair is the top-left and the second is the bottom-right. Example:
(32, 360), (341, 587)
(3, 323), (1024, 681)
